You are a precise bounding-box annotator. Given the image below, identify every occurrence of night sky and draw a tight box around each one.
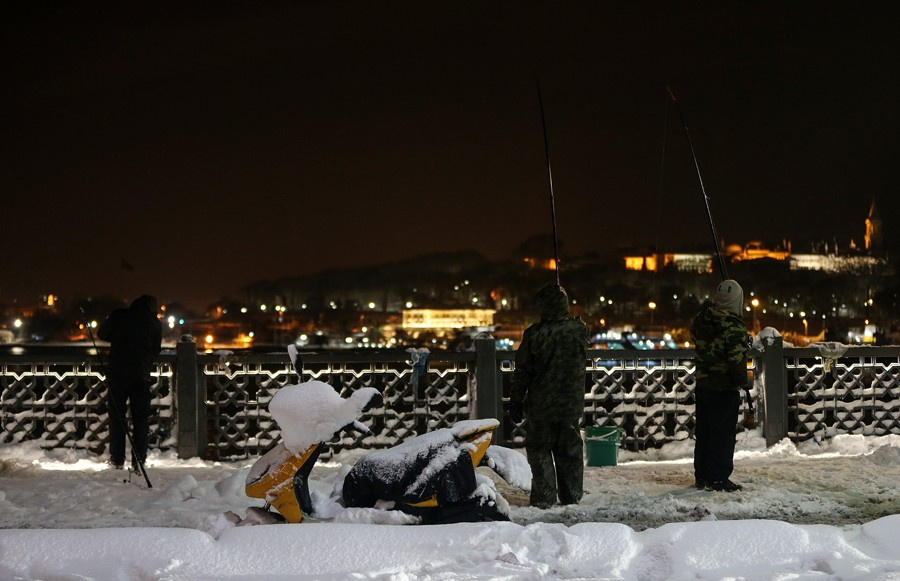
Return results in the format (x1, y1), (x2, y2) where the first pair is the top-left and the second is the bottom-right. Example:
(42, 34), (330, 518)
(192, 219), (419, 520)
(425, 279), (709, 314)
(4, 2), (898, 310)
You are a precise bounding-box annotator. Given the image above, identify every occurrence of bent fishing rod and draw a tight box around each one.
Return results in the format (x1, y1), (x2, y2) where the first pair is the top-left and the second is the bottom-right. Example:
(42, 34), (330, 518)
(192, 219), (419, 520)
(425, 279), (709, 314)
(81, 307), (153, 487)
(536, 78), (561, 286)
(666, 86), (728, 281)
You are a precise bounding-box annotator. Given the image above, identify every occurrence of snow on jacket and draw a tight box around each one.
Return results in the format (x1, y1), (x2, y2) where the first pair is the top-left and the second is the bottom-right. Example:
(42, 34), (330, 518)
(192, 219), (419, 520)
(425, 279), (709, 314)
(510, 284), (589, 421)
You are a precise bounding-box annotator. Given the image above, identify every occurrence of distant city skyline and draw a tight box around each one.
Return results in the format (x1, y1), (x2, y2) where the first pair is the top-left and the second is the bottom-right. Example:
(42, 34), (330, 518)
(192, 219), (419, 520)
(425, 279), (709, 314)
(0, 222), (888, 312)
(4, 3), (898, 310)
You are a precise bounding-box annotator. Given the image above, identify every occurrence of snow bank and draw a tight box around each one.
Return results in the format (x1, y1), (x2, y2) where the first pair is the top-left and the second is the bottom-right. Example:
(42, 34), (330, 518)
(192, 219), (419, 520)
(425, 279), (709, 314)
(3, 517), (899, 580)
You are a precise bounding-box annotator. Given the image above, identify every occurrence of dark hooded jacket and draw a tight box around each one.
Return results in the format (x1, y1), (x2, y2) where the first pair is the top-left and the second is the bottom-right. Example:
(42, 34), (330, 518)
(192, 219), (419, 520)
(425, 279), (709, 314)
(510, 284), (589, 421)
(98, 295), (163, 380)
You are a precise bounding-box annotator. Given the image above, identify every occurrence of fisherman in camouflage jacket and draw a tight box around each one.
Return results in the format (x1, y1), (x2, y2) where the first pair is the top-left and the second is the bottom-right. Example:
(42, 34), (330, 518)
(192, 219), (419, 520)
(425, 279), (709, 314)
(509, 283), (589, 508)
(690, 279), (750, 492)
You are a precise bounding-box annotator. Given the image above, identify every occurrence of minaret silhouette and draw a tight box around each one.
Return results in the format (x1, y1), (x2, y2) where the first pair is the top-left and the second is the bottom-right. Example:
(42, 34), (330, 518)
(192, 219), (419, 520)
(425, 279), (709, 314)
(865, 199), (882, 253)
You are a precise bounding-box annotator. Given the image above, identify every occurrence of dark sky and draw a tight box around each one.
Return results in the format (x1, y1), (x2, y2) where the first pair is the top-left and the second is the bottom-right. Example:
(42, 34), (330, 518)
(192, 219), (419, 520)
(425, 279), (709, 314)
(3, 2), (898, 310)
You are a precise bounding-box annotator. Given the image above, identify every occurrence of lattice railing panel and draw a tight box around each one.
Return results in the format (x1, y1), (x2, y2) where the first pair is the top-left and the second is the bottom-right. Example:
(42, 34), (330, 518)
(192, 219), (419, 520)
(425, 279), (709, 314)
(202, 354), (473, 459)
(0, 357), (174, 453)
(785, 349), (900, 441)
(7, 346), (899, 457)
(500, 350), (756, 451)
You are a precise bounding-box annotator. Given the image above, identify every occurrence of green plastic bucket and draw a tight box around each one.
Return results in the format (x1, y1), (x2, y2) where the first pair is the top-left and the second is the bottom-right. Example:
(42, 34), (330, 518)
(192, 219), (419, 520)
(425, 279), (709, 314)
(585, 426), (622, 467)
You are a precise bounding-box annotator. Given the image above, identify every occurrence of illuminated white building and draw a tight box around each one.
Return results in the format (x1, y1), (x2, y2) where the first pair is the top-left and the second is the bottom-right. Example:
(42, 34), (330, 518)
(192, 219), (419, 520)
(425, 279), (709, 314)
(402, 309), (496, 335)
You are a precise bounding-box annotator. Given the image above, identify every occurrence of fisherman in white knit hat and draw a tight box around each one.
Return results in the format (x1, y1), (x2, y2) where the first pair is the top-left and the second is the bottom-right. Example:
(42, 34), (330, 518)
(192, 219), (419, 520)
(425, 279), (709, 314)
(689, 279), (750, 492)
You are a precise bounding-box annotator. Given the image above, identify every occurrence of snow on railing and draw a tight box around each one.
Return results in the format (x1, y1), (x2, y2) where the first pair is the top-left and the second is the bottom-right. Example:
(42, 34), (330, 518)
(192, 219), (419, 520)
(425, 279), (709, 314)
(2, 342), (899, 458)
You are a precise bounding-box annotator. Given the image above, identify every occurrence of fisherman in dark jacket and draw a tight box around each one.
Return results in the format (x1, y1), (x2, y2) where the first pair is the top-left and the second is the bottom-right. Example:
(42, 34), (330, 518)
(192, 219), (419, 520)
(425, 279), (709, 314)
(510, 283), (589, 508)
(98, 295), (162, 470)
(690, 279), (750, 492)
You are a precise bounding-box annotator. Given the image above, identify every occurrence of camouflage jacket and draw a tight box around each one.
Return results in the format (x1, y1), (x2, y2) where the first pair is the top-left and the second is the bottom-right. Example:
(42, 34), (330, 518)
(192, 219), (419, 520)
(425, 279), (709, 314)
(690, 305), (750, 391)
(511, 286), (589, 421)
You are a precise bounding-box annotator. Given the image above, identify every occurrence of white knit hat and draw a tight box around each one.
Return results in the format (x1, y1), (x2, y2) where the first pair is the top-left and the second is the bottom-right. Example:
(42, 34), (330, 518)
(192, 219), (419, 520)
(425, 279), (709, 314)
(714, 279), (744, 316)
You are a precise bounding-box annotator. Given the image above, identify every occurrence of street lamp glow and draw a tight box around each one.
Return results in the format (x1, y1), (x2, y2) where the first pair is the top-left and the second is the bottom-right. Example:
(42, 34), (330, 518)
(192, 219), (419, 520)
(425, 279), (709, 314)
(14, 319), (22, 328)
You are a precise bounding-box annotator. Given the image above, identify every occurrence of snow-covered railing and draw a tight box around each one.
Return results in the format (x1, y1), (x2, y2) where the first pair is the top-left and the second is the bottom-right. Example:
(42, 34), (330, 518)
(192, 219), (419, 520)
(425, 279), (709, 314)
(3, 338), (900, 458)
(496, 347), (755, 452)
(197, 347), (473, 460)
(0, 353), (176, 452)
(782, 343), (900, 443)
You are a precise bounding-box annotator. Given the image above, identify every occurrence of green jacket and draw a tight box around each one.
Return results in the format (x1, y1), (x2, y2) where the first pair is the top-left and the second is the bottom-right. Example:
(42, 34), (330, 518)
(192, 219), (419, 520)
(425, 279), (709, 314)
(511, 284), (589, 421)
(690, 305), (750, 391)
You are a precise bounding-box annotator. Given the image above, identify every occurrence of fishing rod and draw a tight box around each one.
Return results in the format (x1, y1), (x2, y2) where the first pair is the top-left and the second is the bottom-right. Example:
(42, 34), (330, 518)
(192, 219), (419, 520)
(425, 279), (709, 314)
(666, 86), (728, 281)
(665, 88), (755, 428)
(536, 78), (561, 285)
(81, 307), (153, 487)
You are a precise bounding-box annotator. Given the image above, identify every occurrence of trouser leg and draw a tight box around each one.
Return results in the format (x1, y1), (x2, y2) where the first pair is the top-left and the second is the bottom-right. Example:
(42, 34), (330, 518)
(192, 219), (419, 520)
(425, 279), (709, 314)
(129, 379), (152, 462)
(707, 390), (740, 482)
(107, 382), (128, 465)
(553, 419), (584, 504)
(693, 389), (711, 483)
(525, 419), (557, 507)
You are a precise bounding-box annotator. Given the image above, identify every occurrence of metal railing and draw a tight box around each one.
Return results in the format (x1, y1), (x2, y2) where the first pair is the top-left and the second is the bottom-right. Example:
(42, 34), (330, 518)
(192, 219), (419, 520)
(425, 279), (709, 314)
(0, 353), (176, 453)
(3, 338), (899, 460)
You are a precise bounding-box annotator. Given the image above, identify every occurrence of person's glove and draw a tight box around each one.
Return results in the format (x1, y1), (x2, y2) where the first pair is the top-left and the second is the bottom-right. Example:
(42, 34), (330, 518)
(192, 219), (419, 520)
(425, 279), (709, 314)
(508, 402), (524, 424)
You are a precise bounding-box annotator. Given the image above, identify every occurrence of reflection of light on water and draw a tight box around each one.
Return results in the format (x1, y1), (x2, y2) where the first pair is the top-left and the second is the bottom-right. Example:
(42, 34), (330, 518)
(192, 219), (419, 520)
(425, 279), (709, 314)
(11, 346), (25, 355)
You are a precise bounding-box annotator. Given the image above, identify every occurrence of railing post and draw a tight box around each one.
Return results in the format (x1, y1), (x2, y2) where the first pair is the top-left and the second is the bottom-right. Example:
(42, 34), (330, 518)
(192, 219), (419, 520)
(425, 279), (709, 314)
(176, 335), (206, 459)
(473, 337), (502, 427)
(761, 336), (788, 446)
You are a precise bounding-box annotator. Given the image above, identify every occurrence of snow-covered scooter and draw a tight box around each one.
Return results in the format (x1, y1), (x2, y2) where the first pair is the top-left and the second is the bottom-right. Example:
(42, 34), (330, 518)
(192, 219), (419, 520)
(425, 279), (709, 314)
(243, 379), (522, 525)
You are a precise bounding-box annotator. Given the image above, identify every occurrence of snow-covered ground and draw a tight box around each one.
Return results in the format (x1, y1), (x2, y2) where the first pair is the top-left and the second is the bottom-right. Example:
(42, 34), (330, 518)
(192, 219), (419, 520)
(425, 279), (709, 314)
(3, 431), (900, 579)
